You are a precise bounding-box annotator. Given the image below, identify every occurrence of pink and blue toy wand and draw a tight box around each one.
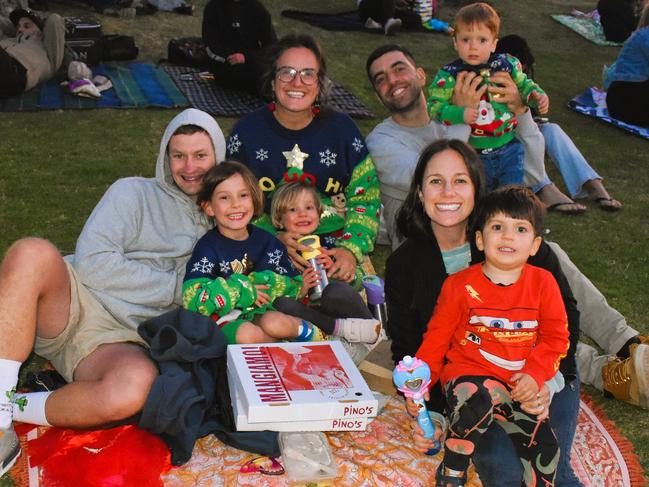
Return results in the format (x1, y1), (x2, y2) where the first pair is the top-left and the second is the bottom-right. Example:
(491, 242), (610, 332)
(393, 355), (440, 455)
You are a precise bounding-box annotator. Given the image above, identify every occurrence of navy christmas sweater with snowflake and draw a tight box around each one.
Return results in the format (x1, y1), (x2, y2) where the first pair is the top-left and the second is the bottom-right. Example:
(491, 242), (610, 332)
(182, 225), (303, 319)
(226, 107), (380, 263)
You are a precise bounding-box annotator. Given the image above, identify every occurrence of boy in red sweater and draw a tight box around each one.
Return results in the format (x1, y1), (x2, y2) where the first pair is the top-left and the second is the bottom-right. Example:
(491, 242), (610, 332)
(415, 186), (569, 487)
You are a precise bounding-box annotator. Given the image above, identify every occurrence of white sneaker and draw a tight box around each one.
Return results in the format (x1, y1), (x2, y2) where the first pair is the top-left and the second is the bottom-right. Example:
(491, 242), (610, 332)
(0, 426), (20, 478)
(365, 17), (383, 30)
(364, 17), (382, 30)
(384, 17), (402, 36)
(339, 318), (381, 344)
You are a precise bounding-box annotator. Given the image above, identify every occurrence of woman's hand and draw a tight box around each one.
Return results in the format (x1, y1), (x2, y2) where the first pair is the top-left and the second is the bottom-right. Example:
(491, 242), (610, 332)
(519, 383), (551, 421)
(487, 72), (526, 115)
(316, 252), (334, 268)
(277, 231), (309, 271)
(324, 247), (356, 282)
(254, 284), (271, 307)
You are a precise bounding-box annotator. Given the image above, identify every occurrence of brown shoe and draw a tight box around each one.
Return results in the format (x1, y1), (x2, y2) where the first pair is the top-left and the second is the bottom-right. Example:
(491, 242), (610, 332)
(602, 344), (649, 408)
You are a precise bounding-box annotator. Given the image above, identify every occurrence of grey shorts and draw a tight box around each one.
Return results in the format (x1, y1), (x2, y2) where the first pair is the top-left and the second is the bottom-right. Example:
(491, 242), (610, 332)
(33, 261), (147, 382)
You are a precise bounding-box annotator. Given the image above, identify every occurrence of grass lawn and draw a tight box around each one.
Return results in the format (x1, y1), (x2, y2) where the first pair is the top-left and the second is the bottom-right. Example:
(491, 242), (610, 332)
(1, 0), (648, 483)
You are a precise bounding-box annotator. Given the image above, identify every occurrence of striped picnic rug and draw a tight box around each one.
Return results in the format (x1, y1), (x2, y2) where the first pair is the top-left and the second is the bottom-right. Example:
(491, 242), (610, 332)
(0, 62), (188, 112)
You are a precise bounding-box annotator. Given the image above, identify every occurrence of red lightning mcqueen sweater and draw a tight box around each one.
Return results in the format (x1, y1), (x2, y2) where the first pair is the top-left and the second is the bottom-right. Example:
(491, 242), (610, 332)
(417, 263), (569, 390)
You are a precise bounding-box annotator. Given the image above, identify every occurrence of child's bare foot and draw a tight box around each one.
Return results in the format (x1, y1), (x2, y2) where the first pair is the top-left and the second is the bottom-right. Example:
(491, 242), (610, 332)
(583, 179), (622, 211)
(536, 183), (586, 215)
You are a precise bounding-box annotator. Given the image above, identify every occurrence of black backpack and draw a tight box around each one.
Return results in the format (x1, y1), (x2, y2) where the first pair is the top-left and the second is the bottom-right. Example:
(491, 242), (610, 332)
(102, 34), (139, 61)
(166, 37), (209, 68)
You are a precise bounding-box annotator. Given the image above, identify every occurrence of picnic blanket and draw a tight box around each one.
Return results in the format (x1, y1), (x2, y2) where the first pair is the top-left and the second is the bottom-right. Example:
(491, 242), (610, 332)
(280, 9), (439, 33)
(0, 62), (188, 112)
(282, 9), (371, 32)
(552, 14), (623, 46)
(569, 87), (649, 140)
(8, 393), (645, 486)
(163, 65), (375, 119)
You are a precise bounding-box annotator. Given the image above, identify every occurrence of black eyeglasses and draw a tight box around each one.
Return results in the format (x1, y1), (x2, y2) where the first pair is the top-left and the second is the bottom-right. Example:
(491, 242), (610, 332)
(275, 66), (319, 85)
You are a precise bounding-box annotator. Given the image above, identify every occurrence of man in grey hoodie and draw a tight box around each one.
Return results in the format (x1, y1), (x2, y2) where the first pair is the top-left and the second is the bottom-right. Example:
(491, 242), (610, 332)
(0, 108), (226, 477)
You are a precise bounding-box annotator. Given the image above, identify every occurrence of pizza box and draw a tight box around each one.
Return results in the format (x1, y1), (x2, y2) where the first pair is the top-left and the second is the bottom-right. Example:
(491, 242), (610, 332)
(227, 341), (378, 424)
(228, 371), (369, 431)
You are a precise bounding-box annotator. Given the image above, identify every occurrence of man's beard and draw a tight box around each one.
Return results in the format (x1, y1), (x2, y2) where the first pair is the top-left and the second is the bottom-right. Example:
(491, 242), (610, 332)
(383, 86), (423, 114)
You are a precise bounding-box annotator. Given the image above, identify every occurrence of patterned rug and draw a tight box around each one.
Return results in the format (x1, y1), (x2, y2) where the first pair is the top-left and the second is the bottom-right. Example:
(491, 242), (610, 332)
(0, 62), (188, 112)
(569, 87), (649, 140)
(7, 392), (644, 487)
(552, 14), (623, 46)
(163, 65), (374, 119)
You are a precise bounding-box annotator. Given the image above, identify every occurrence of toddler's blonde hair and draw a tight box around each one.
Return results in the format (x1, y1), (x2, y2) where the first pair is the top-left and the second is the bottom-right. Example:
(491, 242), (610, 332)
(270, 182), (323, 230)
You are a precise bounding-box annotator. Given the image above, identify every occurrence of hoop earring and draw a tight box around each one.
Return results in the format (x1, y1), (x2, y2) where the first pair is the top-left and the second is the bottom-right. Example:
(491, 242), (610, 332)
(268, 101), (276, 112)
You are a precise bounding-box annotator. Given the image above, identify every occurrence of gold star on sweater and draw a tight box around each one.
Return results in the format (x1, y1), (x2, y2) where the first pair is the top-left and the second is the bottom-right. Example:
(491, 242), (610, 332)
(283, 144), (309, 170)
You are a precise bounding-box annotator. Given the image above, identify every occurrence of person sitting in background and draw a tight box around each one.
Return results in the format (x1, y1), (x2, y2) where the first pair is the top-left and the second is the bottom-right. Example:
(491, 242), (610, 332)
(605, 2), (649, 127)
(598, 0), (642, 42)
(0, 8), (64, 99)
(0, 0), (27, 18)
(146, 0), (194, 15)
(358, 0), (404, 35)
(202, 0), (277, 94)
(495, 34), (622, 211)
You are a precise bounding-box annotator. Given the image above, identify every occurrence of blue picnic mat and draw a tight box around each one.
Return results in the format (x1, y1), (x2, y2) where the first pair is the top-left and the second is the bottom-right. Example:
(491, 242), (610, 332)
(568, 87), (649, 140)
(164, 64), (374, 119)
(551, 14), (623, 46)
(0, 62), (188, 112)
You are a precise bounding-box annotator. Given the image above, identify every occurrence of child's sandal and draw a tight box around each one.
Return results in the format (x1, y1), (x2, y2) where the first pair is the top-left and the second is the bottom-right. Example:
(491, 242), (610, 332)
(435, 464), (467, 487)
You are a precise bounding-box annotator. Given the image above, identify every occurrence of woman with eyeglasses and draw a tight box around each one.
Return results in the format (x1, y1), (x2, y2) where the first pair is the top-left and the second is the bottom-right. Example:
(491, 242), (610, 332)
(226, 34), (380, 288)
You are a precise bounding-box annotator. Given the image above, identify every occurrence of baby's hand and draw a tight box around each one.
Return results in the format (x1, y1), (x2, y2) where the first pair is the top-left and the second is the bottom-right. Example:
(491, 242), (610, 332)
(463, 106), (479, 124)
(301, 266), (321, 292)
(531, 91), (549, 114)
(412, 420), (442, 453)
(404, 393), (430, 417)
(254, 284), (270, 307)
(510, 372), (539, 403)
(315, 251), (334, 269)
